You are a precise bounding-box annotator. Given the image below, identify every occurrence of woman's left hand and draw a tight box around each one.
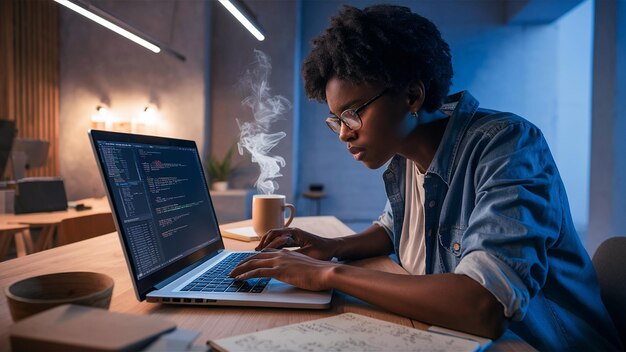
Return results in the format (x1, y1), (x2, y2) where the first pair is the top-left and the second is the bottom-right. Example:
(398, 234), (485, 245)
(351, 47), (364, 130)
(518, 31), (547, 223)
(229, 249), (338, 291)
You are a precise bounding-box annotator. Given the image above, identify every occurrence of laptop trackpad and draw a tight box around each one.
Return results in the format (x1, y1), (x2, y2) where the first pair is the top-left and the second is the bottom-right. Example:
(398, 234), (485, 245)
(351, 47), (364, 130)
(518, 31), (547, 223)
(268, 280), (320, 294)
(268, 280), (298, 292)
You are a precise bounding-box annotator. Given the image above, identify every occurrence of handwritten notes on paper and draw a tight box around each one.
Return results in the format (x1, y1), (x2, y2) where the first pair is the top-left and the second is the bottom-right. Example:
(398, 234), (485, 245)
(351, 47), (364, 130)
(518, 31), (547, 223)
(208, 313), (480, 352)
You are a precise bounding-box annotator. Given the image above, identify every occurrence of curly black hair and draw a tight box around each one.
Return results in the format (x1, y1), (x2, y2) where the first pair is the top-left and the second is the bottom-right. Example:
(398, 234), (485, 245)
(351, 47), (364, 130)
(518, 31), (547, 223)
(302, 4), (453, 112)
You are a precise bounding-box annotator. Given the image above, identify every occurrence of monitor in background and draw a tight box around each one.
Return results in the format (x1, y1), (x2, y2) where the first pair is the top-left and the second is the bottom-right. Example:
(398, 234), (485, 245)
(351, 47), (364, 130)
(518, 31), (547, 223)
(10, 138), (49, 180)
(0, 120), (17, 179)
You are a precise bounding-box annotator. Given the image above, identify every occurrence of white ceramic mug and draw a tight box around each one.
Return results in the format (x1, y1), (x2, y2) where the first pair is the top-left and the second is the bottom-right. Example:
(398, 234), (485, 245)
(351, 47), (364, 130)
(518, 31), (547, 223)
(252, 194), (295, 237)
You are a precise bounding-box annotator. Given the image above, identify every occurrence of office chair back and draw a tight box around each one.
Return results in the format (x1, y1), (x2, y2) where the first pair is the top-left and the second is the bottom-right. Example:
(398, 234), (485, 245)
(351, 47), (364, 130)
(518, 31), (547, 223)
(592, 236), (626, 348)
(56, 213), (116, 246)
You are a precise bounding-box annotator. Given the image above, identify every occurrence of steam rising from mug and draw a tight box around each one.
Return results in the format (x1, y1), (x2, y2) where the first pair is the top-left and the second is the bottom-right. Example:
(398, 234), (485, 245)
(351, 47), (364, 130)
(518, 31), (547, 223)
(237, 50), (292, 195)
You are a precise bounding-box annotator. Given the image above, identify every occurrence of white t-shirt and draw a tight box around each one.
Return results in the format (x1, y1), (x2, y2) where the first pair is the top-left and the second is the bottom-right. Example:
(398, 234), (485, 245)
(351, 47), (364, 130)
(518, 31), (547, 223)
(399, 159), (427, 275)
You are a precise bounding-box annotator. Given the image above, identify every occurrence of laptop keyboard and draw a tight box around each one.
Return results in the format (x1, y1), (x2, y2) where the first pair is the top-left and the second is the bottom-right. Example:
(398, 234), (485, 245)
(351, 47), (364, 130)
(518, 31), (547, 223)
(180, 252), (270, 294)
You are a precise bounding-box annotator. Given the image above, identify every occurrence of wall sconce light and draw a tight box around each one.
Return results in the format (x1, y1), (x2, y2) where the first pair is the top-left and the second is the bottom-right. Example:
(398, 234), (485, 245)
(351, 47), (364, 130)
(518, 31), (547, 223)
(132, 104), (159, 134)
(218, 0), (265, 41)
(91, 105), (114, 130)
(96, 105), (108, 116)
(54, 0), (186, 61)
(142, 105), (157, 116)
(90, 104), (160, 134)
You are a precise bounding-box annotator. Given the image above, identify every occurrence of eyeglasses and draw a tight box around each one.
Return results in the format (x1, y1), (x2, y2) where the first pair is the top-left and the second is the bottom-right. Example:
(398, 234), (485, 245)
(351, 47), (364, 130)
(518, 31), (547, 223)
(325, 89), (387, 134)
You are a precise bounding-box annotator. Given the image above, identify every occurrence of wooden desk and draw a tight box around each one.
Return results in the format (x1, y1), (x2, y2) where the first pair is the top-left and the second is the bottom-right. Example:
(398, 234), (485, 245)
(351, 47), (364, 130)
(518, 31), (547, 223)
(1, 197), (111, 253)
(0, 216), (531, 351)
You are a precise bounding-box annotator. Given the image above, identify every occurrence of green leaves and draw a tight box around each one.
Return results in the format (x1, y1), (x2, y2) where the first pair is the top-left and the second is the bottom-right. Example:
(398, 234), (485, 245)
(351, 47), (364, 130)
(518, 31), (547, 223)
(207, 143), (236, 182)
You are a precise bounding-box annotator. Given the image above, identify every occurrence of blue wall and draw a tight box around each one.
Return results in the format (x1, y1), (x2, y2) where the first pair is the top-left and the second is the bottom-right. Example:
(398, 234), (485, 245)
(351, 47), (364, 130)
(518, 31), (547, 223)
(587, 0), (626, 253)
(555, 1), (593, 234)
(295, 0), (593, 234)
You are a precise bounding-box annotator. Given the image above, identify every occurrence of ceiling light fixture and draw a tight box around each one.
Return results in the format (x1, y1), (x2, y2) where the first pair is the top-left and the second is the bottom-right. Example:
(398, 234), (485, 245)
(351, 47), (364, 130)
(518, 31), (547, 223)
(54, 0), (186, 61)
(218, 0), (265, 41)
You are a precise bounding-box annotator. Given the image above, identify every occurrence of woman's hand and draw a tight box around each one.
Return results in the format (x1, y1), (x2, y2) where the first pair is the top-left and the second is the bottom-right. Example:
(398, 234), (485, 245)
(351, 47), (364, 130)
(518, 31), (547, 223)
(229, 249), (338, 291)
(256, 227), (339, 261)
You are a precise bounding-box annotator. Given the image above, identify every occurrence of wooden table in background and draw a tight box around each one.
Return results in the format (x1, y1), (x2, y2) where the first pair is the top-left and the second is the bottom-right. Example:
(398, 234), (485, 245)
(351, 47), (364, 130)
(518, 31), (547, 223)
(0, 224), (30, 260)
(0, 216), (532, 351)
(0, 197), (111, 254)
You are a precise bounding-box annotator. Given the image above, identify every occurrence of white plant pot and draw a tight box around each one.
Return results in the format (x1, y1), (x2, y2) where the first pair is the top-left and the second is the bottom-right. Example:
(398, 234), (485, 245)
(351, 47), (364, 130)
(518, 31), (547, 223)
(211, 181), (228, 192)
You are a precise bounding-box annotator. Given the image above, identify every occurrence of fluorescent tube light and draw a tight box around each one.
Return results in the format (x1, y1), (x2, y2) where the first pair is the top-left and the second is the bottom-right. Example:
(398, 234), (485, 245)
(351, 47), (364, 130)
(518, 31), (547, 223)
(54, 0), (160, 53)
(218, 0), (265, 41)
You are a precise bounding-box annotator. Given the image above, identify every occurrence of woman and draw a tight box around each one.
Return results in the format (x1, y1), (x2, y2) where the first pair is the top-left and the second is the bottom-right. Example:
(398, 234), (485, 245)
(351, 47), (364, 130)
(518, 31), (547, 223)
(230, 4), (621, 350)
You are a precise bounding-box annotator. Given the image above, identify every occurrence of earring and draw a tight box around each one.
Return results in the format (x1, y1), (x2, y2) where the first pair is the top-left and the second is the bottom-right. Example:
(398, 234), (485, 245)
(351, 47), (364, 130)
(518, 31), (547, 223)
(411, 111), (422, 124)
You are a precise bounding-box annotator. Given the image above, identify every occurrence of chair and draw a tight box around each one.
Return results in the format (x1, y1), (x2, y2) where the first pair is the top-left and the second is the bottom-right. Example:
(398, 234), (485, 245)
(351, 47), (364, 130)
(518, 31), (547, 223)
(592, 236), (626, 348)
(56, 213), (116, 246)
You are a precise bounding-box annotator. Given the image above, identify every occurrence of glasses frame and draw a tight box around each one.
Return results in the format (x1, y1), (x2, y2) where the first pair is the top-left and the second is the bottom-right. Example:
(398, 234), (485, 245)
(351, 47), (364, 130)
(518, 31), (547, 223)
(325, 89), (387, 134)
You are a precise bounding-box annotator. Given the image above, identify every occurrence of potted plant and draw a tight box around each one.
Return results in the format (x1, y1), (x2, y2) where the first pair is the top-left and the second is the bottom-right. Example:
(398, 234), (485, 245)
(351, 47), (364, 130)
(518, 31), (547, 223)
(206, 144), (236, 192)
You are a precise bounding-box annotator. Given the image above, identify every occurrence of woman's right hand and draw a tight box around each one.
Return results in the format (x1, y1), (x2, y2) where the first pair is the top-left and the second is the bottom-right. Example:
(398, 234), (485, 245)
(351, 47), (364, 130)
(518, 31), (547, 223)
(256, 227), (340, 261)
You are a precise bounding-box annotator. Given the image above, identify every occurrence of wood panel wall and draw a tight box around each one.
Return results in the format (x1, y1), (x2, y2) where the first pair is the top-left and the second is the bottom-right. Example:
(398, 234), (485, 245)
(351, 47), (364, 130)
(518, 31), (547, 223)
(1, 0), (60, 178)
(0, 0), (16, 123)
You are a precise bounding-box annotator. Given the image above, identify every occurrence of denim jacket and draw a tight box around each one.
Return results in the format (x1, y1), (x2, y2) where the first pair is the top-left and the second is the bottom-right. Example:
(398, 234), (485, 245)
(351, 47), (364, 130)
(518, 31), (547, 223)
(374, 91), (621, 351)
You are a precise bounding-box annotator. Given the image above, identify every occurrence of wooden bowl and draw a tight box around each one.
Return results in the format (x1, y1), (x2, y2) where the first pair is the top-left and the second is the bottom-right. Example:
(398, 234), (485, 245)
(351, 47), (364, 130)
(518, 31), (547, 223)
(5, 271), (114, 321)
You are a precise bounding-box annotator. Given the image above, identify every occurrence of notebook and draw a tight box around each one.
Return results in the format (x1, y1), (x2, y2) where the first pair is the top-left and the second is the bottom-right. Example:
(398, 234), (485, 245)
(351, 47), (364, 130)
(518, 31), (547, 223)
(207, 313), (482, 352)
(89, 130), (331, 309)
(221, 226), (260, 242)
(9, 304), (176, 352)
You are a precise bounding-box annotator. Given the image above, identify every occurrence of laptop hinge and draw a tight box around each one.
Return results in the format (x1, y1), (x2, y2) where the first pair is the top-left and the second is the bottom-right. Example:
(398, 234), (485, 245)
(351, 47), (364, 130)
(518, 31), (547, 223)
(153, 249), (224, 290)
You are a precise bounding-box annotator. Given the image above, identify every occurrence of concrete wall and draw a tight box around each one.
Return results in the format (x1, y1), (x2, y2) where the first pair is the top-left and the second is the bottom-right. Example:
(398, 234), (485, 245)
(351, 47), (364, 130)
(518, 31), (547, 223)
(209, 0), (297, 202)
(59, 0), (207, 200)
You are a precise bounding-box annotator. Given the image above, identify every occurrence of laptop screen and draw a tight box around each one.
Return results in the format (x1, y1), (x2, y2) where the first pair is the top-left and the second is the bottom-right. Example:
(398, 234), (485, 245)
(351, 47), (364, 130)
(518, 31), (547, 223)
(90, 130), (224, 299)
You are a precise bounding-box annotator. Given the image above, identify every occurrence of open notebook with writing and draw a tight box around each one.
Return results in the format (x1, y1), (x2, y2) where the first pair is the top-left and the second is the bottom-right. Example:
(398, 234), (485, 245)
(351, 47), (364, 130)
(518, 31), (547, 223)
(208, 313), (488, 352)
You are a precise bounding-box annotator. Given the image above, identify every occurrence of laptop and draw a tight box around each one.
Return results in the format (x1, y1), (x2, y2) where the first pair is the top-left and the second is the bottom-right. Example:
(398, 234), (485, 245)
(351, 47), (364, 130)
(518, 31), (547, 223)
(89, 130), (332, 309)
